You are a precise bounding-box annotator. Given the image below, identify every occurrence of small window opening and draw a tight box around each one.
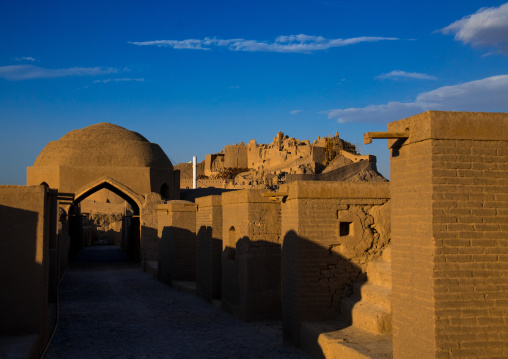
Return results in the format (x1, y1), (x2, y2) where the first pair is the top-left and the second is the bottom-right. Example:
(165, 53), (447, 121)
(339, 222), (353, 237)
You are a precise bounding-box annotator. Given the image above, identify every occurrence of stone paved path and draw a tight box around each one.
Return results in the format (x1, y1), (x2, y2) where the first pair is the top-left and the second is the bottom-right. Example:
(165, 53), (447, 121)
(44, 246), (309, 359)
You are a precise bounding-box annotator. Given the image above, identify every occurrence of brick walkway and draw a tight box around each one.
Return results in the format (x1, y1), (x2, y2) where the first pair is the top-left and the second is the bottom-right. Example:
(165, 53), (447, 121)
(43, 246), (308, 359)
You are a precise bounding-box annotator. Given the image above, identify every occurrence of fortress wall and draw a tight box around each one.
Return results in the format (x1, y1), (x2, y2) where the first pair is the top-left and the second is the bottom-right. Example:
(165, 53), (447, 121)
(157, 200), (197, 284)
(195, 195), (223, 301)
(224, 145), (248, 169)
(247, 141), (262, 169)
(388, 111), (508, 359)
(221, 190), (281, 321)
(279, 181), (391, 345)
(180, 178), (228, 189)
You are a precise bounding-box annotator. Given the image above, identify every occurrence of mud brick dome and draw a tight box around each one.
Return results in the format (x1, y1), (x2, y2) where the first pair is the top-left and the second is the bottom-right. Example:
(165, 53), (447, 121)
(33, 123), (173, 170)
(27, 122), (178, 200)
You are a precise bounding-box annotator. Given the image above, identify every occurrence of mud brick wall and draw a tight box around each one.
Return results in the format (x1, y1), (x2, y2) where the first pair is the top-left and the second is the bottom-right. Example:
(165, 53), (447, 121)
(157, 200), (197, 284)
(280, 181), (391, 345)
(195, 195), (223, 301)
(221, 189), (281, 321)
(388, 111), (508, 359)
(0, 185), (57, 356)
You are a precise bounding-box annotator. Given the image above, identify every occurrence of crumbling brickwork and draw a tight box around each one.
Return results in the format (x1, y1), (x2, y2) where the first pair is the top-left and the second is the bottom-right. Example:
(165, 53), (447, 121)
(280, 181), (390, 345)
(389, 111), (508, 359)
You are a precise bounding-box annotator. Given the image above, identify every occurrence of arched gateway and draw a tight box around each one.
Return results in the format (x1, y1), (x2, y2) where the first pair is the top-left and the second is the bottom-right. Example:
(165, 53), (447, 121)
(27, 123), (180, 262)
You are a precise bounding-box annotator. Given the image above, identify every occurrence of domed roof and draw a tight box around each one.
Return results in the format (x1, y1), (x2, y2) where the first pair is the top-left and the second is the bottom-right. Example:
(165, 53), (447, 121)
(33, 123), (173, 169)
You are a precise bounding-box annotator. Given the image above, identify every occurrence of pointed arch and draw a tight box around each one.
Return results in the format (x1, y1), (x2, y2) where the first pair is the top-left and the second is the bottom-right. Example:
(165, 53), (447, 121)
(73, 176), (143, 215)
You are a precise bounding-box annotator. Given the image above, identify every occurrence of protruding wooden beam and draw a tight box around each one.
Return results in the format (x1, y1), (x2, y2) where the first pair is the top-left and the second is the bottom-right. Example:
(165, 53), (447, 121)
(364, 131), (410, 144)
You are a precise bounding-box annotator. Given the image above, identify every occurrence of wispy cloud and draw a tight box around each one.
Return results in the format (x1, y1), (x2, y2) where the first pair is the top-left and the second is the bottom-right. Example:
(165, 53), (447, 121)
(290, 109), (302, 114)
(0, 65), (119, 81)
(129, 34), (399, 53)
(15, 56), (36, 62)
(229, 85), (240, 89)
(376, 70), (438, 80)
(94, 78), (144, 84)
(439, 3), (508, 54)
(324, 74), (508, 124)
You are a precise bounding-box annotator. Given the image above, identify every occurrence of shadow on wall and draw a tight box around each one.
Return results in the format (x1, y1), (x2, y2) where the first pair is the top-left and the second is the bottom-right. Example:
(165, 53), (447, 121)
(196, 226), (222, 301)
(0, 204), (52, 358)
(282, 230), (364, 349)
(159, 226), (196, 285)
(180, 188), (237, 202)
(222, 237), (282, 322)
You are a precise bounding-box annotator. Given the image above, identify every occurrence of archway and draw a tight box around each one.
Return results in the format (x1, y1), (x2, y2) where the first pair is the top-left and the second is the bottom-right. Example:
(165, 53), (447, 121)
(68, 177), (143, 261)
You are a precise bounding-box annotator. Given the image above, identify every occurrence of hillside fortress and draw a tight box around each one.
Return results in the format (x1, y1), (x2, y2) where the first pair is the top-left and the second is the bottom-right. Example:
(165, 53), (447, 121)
(0, 111), (507, 359)
(177, 131), (386, 190)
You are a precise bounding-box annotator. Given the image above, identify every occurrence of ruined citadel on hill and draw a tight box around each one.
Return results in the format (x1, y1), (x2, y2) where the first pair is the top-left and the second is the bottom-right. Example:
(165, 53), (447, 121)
(0, 111), (507, 359)
(176, 131), (387, 190)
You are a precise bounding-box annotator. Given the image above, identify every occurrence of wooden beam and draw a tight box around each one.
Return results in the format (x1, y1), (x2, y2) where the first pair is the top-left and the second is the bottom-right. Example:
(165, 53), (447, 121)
(364, 131), (410, 144)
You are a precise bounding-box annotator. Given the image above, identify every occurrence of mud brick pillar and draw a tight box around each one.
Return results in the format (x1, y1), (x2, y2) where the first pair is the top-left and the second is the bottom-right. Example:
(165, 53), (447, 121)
(157, 200), (197, 284)
(221, 189), (281, 321)
(195, 195), (223, 301)
(388, 111), (508, 358)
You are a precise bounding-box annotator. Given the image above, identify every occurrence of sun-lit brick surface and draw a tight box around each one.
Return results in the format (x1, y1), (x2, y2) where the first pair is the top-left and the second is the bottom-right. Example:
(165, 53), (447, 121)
(389, 111), (508, 359)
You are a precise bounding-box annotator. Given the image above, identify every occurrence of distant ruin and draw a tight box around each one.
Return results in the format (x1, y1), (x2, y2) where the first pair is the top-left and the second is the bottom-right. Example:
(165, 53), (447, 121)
(176, 131), (386, 190)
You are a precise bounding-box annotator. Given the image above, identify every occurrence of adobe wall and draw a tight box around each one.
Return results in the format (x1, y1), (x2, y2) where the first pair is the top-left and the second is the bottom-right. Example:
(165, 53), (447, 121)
(195, 195), (223, 300)
(221, 189), (281, 321)
(279, 181), (390, 345)
(140, 193), (165, 263)
(57, 208), (71, 276)
(28, 166), (179, 201)
(0, 185), (58, 357)
(180, 178), (229, 189)
(26, 166), (60, 188)
(28, 166), (150, 195)
(286, 158), (381, 183)
(388, 111), (508, 358)
(150, 167), (180, 200)
(224, 144), (248, 169)
(157, 200), (197, 284)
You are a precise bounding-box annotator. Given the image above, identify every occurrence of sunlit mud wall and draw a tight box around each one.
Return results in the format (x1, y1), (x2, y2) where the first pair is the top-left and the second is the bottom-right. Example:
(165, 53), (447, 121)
(388, 111), (508, 358)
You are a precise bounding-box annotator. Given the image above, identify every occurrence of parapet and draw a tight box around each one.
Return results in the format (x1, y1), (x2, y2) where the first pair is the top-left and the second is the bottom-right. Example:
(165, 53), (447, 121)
(280, 181), (390, 200)
(387, 111), (508, 146)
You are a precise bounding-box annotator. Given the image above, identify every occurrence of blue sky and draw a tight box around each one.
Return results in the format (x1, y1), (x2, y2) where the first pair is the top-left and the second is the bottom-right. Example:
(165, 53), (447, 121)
(1, 0), (508, 184)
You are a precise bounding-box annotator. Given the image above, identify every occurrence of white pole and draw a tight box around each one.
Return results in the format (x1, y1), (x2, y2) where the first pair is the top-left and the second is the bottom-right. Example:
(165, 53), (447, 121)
(192, 156), (197, 189)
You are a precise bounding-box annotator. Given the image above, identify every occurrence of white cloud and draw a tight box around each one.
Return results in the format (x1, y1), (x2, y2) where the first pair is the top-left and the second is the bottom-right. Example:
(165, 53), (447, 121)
(94, 78), (144, 84)
(440, 3), (508, 54)
(325, 74), (508, 124)
(0, 65), (119, 81)
(290, 110), (302, 114)
(129, 34), (399, 53)
(15, 56), (36, 62)
(376, 70), (438, 80)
